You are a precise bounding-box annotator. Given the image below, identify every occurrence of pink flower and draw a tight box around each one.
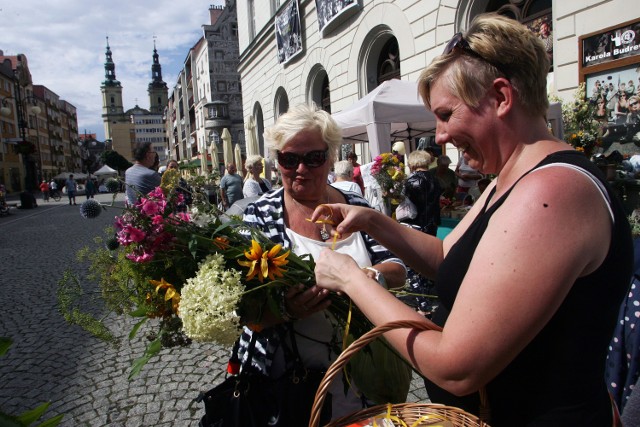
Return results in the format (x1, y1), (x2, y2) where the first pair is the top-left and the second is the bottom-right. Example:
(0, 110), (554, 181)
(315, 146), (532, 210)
(148, 187), (165, 199)
(152, 214), (164, 225)
(126, 251), (154, 263)
(126, 226), (146, 243)
(176, 212), (190, 222)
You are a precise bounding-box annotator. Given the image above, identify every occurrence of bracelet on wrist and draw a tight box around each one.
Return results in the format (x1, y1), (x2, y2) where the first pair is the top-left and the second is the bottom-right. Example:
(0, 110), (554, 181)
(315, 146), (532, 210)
(362, 267), (387, 287)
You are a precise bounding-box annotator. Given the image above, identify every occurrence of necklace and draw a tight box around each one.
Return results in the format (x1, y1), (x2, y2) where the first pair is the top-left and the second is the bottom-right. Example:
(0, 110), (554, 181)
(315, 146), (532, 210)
(320, 222), (331, 241)
(288, 189), (331, 241)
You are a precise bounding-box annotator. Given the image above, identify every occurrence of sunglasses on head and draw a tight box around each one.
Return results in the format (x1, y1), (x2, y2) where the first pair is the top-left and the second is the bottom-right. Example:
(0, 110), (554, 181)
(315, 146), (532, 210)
(277, 149), (328, 169)
(442, 32), (510, 78)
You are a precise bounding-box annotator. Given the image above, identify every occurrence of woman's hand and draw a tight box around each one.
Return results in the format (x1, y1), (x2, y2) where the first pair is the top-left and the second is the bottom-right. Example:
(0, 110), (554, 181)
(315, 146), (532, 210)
(309, 203), (373, 238)
(283, 284), (331, 320)
(315, 248), (363, 294)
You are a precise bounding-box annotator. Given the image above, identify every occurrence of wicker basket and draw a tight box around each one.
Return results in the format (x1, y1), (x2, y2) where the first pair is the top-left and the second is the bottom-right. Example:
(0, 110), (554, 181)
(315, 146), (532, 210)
(309, 319), (490, 427)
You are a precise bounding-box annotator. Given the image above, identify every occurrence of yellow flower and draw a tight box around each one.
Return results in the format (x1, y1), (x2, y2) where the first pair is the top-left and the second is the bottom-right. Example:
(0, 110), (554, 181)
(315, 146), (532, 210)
(150, 278), (181, 314)
(238, 240), (290, 282)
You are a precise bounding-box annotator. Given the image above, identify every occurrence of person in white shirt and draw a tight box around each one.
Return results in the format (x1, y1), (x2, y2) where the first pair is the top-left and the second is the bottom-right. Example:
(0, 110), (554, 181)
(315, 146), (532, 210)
(242, 154), (272, 198)
(330, 160), (363, 196)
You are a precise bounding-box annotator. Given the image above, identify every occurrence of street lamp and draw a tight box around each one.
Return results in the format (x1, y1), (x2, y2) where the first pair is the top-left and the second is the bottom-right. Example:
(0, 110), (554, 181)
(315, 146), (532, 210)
(1, 95), (42, 191)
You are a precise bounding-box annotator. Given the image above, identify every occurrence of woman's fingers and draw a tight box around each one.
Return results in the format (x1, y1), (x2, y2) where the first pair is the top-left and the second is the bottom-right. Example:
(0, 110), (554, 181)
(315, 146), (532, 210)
(285, 285), (330, 318)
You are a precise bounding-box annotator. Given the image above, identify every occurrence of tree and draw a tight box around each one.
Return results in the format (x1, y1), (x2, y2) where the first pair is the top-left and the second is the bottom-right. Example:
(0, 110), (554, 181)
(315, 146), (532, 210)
(101, 150), (132, 172)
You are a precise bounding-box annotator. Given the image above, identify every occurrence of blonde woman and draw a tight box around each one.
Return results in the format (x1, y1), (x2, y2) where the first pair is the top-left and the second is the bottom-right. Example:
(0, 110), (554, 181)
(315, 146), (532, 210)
(242, 154), (272, 198)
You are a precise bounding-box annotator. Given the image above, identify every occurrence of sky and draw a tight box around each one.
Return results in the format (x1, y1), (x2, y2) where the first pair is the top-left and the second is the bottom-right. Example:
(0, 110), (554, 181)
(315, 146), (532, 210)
(0, 0), (225, 141)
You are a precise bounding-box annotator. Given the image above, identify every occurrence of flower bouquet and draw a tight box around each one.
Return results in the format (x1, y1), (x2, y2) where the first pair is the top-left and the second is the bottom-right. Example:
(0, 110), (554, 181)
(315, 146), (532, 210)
(59, 169), (372, 378)
(370, 152), (406, 215)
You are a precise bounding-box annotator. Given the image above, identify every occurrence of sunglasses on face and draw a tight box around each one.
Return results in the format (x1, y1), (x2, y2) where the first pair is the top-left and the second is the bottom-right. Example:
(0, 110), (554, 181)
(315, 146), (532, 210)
(442, 32), (510, 79)
(631, 101), (639, 107)
(277, 149), (328, 170)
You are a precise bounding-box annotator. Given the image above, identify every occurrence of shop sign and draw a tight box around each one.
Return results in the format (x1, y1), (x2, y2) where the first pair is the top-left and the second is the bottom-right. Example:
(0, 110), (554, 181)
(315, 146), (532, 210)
(582, 20), (640, 67)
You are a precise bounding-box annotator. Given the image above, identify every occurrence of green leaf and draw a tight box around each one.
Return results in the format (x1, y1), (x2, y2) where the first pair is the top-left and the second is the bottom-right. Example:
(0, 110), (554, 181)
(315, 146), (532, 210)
(128, 307), (148, 317)
(128, 318), (147, 340)
(188, 235), (198, 259)
(128, 336), (162, 380)
(35, 414), (64, 427)
(0, 337), (12, 357)
(15, 402), (51, 425)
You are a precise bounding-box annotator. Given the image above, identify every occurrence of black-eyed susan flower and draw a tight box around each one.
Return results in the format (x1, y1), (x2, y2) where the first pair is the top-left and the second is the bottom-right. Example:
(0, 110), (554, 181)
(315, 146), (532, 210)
(238, 240), (289, 283)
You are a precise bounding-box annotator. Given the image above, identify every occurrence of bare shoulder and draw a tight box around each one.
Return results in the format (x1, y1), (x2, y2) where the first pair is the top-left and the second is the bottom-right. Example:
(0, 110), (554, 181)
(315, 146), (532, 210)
(489, 164), (611, 273)
(504, 164), (609, 215)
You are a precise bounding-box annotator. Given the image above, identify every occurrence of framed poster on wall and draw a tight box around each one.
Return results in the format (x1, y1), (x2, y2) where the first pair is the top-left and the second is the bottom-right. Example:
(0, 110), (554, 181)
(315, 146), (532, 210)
(579, 18), (640, 157)
(524, 11), (553, 70)
(275, 0), (303, 65)
(315, 0), (360, 37)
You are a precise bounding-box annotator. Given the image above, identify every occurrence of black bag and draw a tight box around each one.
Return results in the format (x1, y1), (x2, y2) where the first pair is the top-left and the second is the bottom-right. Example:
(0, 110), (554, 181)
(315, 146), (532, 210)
(197, 326), (332, 427)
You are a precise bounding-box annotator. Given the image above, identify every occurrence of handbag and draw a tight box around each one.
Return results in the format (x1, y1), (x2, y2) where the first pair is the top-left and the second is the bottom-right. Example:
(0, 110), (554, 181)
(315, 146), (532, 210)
(197, 325), (332, 427)
(395, 197), (417, 222)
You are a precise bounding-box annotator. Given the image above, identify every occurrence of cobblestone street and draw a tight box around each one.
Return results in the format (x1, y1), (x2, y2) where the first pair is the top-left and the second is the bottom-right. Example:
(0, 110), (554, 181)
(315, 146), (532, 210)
(0, 192), (428, 426)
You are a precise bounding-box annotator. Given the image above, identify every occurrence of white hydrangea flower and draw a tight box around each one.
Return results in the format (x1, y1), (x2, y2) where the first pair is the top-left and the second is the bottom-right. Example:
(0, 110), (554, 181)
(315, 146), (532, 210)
(179, 253), (245, 345)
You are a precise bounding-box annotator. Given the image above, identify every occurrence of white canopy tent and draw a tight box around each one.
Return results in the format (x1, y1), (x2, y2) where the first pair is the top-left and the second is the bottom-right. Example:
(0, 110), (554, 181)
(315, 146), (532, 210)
(332, 79), (436, 158)
(332, 79), (564, 159)
(93, 165), (118, 177)
(53, 171), (88, 181)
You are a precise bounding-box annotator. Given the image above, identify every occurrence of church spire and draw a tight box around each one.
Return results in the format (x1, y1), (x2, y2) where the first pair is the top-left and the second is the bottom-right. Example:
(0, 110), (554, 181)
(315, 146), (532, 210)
(103, 36), (121, 87)
(149, 38), (167, 90)
(148, 38), (168, 114)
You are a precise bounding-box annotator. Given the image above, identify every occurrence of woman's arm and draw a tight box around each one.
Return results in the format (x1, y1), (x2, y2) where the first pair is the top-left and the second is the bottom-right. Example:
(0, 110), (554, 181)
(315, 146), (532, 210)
(315, 167), (612, 395)
(313, 203), (445, 278)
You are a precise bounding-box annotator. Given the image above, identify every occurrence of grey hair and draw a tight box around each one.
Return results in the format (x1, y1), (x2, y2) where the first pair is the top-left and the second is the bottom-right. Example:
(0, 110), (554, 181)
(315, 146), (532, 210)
(333, 160), (353, 178)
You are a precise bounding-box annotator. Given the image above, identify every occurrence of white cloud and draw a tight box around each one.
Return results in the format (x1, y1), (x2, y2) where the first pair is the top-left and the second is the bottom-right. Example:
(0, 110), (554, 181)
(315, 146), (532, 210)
(1, 0), (225, 140)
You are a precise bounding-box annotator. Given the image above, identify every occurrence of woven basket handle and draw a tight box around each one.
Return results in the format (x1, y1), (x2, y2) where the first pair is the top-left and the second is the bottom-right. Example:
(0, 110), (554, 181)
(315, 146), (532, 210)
(309, 319), (443, 427)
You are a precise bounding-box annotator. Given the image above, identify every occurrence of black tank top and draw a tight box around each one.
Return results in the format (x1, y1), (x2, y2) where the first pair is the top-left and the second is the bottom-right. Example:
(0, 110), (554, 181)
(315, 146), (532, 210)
(428, 151), (633, 426)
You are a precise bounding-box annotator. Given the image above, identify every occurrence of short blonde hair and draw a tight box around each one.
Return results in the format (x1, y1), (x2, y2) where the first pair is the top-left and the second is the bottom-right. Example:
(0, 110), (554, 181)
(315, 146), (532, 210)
(245, 154), (264, 173)
(418, 13), (550, 117)
(264, 104), (341, 164)
(407, 150), (432, 170)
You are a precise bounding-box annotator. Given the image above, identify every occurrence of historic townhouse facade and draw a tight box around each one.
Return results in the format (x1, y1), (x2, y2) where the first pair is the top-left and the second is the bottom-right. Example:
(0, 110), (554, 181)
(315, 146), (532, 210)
(0, 52), (80, 192)
(235, 0), (638, 164)
(166, 1), (244, 175)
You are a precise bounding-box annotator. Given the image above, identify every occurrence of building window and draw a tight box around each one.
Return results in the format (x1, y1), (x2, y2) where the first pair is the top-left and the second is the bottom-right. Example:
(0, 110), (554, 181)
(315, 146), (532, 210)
(485, 0), (553, 69)
(321, 75), (331, 113)
(248, 0), (256, 39)
(217, 81), (227, 92)
(377, 38), (400, 85)
(275, 88), (289, 118)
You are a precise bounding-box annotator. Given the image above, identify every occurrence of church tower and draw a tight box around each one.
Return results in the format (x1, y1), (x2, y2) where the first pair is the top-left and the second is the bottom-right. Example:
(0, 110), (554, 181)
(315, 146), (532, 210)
(100, 37), (124, 141)
(148, 40), (168, 115)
